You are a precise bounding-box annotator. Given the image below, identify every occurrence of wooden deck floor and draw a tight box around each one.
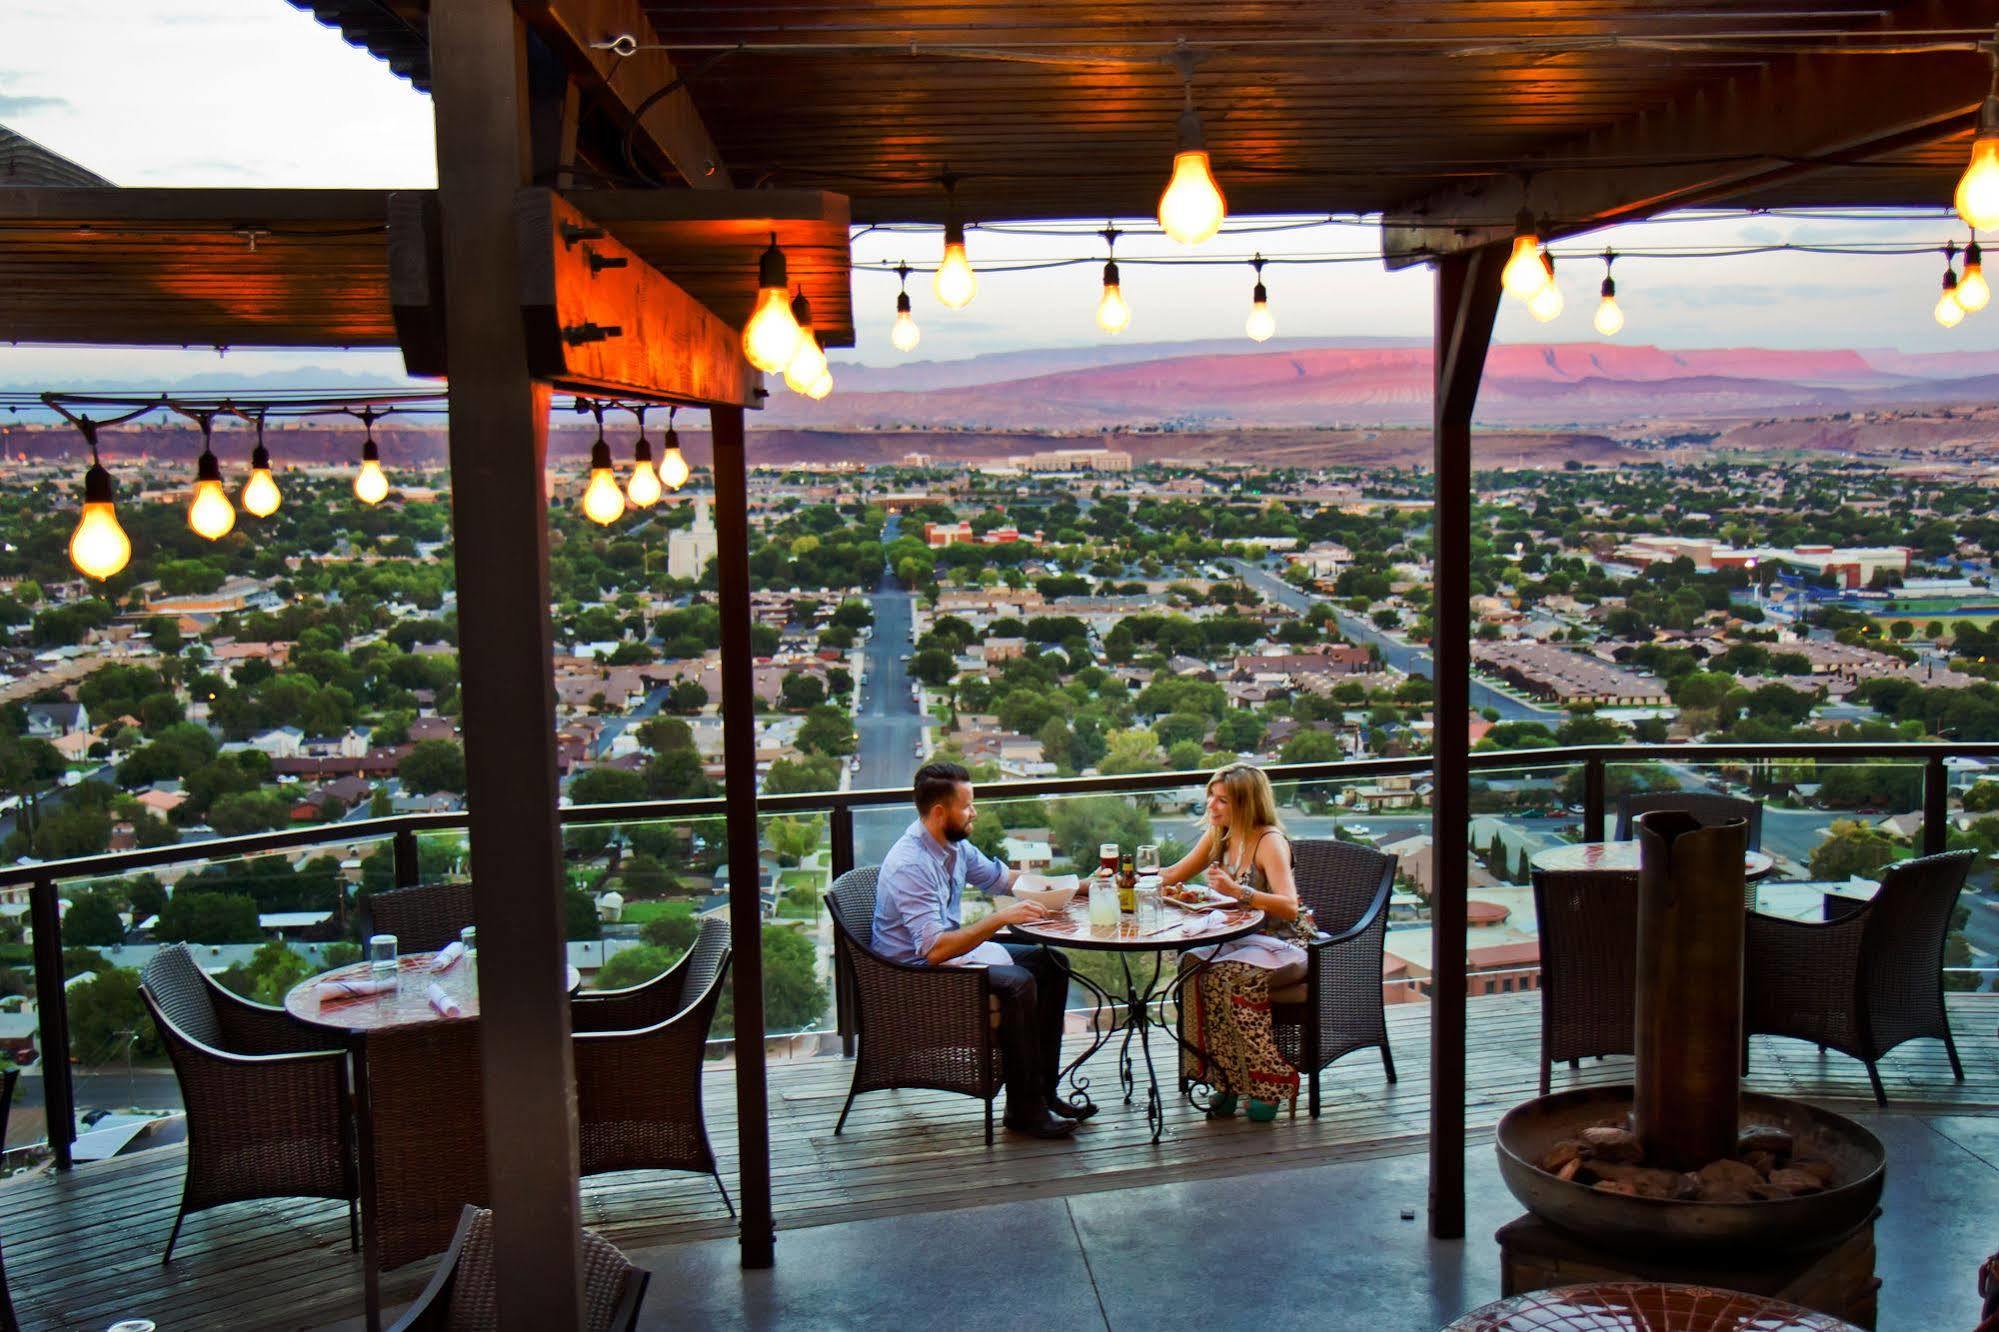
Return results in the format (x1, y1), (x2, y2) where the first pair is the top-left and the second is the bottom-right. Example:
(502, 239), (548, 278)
(8, 991), (1998, 1330)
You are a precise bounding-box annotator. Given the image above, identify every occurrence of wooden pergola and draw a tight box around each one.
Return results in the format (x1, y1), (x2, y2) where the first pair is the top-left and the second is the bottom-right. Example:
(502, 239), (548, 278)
(2, 0), (1992, 1324)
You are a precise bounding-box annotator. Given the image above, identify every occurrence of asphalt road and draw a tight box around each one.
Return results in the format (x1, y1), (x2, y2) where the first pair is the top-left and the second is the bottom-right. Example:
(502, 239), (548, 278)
(1226, 561), (1557, 723)
(853, 515), (925, 864)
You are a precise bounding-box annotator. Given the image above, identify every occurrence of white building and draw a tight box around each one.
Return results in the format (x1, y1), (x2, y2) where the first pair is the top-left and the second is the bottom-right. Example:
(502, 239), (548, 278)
(668, 500), (720, 580)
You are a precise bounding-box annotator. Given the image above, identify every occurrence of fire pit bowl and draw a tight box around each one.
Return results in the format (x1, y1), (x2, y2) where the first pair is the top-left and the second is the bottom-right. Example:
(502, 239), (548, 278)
(1496, 1086), (1884, 1257)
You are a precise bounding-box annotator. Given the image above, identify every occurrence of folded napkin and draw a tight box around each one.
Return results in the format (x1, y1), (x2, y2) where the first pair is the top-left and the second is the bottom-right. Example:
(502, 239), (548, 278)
(429, 941), (465, 972)
(1184, 910), (1223, 935)
(427, 982), (464, 1019)
(315, 976), (397, 1002)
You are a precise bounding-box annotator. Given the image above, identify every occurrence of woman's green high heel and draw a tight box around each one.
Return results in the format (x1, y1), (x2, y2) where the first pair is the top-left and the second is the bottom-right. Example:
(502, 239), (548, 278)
(1246, 1099), (1280, 1123)
(1205, 1092), (1238, 1119)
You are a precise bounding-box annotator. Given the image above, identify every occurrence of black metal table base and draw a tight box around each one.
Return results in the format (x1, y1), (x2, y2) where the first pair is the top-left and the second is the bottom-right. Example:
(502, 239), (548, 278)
(1046, 945), (1229, 1143)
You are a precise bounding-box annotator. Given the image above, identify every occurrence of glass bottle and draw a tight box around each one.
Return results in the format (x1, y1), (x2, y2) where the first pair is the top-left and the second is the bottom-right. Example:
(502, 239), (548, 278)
(1118, 852), (1136, 913)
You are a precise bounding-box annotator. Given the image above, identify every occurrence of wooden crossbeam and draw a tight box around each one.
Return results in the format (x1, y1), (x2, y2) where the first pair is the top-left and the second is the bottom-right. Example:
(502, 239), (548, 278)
(1382, 16), (1995, 266)
(516, 0), (728, 189)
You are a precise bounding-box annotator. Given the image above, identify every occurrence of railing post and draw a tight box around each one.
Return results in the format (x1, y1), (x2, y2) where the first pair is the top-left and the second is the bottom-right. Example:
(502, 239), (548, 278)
(28, 877), (75, 1170)
(1583, 755), (1606, 843)
(829, 805), (855, 880)
(392, 825), (421, 888)
(1922, 755), (1948, 857)
(830, 806), (856, 1057)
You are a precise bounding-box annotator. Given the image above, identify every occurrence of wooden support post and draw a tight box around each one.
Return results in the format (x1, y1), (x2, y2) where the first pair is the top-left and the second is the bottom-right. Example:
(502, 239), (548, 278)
(1429, 245), (1503, 1241)
(28, 877), (73, 1170)
(712, 404), (777, 1268)
(428, 1), (584, 1325)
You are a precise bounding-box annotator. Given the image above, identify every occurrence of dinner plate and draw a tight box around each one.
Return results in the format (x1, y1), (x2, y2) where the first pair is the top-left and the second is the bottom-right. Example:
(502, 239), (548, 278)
(1162, 889), (1230, 910)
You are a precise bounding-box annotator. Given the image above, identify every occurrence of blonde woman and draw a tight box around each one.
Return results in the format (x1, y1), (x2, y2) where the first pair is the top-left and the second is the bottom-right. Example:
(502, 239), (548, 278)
(1163, 763), (1315, 1122)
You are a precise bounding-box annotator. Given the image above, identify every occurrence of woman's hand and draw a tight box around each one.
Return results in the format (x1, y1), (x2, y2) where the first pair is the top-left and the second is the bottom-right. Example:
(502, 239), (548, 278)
(1205, 865), (1245, 901)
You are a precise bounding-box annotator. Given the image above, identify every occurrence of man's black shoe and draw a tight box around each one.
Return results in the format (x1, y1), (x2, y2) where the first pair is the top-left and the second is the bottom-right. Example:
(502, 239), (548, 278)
(1047, 1096), (1098, 1122)
(1003, 1110), (1078, 1139)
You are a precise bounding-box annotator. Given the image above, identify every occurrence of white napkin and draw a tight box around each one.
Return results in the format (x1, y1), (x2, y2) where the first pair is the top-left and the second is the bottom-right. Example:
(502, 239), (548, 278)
(426, 982), (464, 1019)
(429, 942), (465, 972)
(1184, 910), (1223, 935)
(315, 976), (396, 1001)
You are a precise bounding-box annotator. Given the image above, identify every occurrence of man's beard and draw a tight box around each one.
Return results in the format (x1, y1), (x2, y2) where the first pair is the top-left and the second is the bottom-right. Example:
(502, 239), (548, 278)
(942, 819), (971, 843)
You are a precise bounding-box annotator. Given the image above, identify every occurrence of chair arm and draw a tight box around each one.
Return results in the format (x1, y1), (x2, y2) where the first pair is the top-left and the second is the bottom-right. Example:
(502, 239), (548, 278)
(205, 974), (332, 1055)
(1307, 913), (1384, 951)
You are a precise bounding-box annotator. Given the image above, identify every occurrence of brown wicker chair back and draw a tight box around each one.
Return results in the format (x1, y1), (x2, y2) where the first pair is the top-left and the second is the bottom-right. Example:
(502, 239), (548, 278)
(367, 880), (477, 954)
(140, 944), (225, 1048)
(1530, 868), (1640, 1095)
(386, 1205), (650, 1332)
(1614, 791), (1763, 852)
(1859, 849), (1973, 1055)
(827, 865), (881, 949)
(1291, 838), (1395, 934)
(572, 916), (732, 1034)
(680, 915), (731, 999)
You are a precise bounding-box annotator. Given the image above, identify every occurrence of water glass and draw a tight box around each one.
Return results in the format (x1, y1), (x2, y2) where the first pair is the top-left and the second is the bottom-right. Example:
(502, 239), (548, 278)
(460, 925), (477, 985)
(1135, 880), (1163, 933)
(1136, 844), (1160, 878)
(1087, 876), (1121, 936)
(368, 933), (399, 978)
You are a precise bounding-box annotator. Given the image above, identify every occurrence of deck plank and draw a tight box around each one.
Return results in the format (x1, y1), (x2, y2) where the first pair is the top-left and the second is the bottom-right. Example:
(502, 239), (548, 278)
(6, 991), (1995, 1330)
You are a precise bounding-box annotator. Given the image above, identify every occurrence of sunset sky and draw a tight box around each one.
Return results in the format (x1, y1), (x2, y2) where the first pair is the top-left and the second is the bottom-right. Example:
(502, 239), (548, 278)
(5, 0), (1996, 388)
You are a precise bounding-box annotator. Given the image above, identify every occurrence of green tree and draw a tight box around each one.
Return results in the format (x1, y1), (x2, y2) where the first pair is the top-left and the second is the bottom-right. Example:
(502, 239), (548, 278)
(593, 944), (675, 990)
(766, 816), (822, 867)
(796, 706), (856, 757)
(1808, 820), (1905, 881)
(667, 680), (709, 713)
(778, 672), (827, 710)
(63, 892), (127, 948)
(399, 740), (467, 794)
(217, 941), (314, 1005)
(1280, 729), (1343, 764)
(641, 909), (700, 954)
(566, 888), (604, 941)
(1098, 728), (1164, 776)
(570, 766), (647, 805)
(763, 757), (840, 794)
(714, 925), (825, 1035)
(908, 648), (958, 686)
(155, 890), (261, 944)
(66, 967), (162, 1063)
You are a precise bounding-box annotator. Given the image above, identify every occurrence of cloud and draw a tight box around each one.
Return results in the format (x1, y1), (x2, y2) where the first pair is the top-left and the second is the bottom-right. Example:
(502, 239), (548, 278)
(0, 93), (68, 115)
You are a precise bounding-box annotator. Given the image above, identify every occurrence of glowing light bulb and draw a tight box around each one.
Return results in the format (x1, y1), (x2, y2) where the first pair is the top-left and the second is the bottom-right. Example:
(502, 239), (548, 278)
(1245, 271), (1274, 342)
(1502, 212), (1548, 298)
(891, 291), (921, 351)
(1957, 130), (1999, 232)
(241, 442), (281, 517)
(934, 221), (977, 309)
(69, 463), (130, 581)
(187, 450), (235, 540)
(626, 456), (661, 508)
(1593, 275), (1624, 336)
(1957, 241), (1990, 313)
(807, 370), (834, 400)
(658, 433), (691, 491)
(1528, 253), (1563, 322)
(785, 333), (829, 394)
(581, 439), (625, 525)
(1158, 151), (1225, 246)
(1095, 260), (1131, 334)
(742, 236), (802, 371)
(1936, 267), (1965, 328)
(354, 438), (389, 505)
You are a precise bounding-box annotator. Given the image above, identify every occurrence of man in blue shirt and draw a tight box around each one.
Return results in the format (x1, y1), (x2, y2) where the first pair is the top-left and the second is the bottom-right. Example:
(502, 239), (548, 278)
(873, 761), (1092, 1138)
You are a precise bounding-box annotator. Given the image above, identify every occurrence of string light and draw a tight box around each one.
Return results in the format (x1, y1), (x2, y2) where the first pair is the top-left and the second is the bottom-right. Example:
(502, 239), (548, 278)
(1957, 51), (1999, 231)
(1593, 250), (1625, 337)
(67, 417), (129, 582)
(1095, 227), (1131, 334)
(625, 406), (661, 508)
(1528, 251), (1564, 322)
(1244, 254), (1275, 342)
(1936, 245), (1965, 327)
(1502, 209), (1550, 300)
(806, 370), (835, 399)
(1157, 45), (1226, 245)
(241, 411), (281, 517)
(186, 413), (235, 540)
(934, 175), (977, 309)
(743, 232), (803, 372)
(581, 406), (626, 525)
(890, 262), (921, 351)
(658, 408), (690, 491)
(353, 411), (389, 505)
(1957, 236), (1990, 312)
(784, 290), (830, 393)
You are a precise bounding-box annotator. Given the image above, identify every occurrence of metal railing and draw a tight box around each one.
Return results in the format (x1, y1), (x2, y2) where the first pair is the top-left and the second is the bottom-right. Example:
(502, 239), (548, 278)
(6, 738), (1994, 1168)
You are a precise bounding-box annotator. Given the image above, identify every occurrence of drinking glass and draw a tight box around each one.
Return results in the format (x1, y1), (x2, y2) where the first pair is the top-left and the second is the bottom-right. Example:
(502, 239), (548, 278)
(460, 925), (477, 985)
(1087, 877), (1121, 936)
(368, 933), (399, 978)
(1135, 844), (1160, 878)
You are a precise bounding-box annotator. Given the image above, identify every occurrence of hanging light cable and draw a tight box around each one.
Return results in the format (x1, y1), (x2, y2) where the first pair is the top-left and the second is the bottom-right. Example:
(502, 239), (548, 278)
(659, 407), (691, 491)
(743, 232), (803, 371)
(1095, 226), (1131, 334)
(1593, 249), (1625, 336)
(626, 404), (662, 508)
(1936, 242), (1966, 327)
(240, 409), (281, 517)
(67, 414), (131, 582)
(186, 410), (236, 540)
(1157, 42), (1226, 245)
(934, 173), (978, 309)
(581, 401), (626, 525)
(1958, 233), (1991, 312)
(353, 408), (389, 505)
(1528, 249), (1565, 322)
(1244, 254), (1275, 342)
(1956, 38), (1999, 231)
(890, 262), (921, 351)
(784, 289), (830, 394)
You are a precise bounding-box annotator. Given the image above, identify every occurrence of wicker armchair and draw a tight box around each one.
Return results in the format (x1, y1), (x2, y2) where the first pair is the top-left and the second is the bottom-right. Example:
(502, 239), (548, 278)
(386, 1205), (649, 1332)
(825, 867), (1003, 1145)
(1266, 839), (1398, 1117)
(1, 1065), (16, 1332)
(138, 943), (357, 1262)
(1615, 792), (1763, 851)
(365, 880), (476, 954)
(1530, 868), (1639, 1096)
(573, 917), (734, 1215)
(1746, 848), (1972, 1105)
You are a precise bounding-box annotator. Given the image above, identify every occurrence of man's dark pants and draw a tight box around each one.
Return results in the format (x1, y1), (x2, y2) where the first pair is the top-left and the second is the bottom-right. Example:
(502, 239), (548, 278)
(986, 942), (1069, 1119)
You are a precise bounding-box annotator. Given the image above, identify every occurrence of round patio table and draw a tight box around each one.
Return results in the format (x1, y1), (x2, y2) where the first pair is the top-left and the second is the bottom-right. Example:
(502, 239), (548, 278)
(1444, 1282), (1860, 1331)
(1531, 841), (1775, 880)
(1009, 895), (1262, 1143)
(286, 954), (581, 1331)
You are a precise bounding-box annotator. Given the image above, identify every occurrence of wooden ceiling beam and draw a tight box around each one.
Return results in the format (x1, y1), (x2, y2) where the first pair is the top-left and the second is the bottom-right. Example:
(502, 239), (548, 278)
(1381, 9), (1995, 266)
(515, 0), (729, 188)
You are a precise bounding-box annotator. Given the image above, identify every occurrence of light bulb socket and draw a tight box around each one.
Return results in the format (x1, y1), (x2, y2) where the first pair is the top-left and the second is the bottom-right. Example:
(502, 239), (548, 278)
(790, 289), (814, 328)
(82, 462), (114, 505)
(1600, 275), (1616, 299)
(1103, 259), (1121, 287)
(1943, 266), (1960, 292)
(250, 442), (271, 471)
(896, 290), (912, 314)
(757, 236), (788, 290)
(943, 217), (966, 249)
(1968, 240), (1984, 268)
(1175, 107), (1206, 152)
(1513, 207), (1537, 239)
(1541, 251), (1556, 278)
(361, 438), (380, 464)
(590, 439), (614, 470)
(664, 425), (681, 452)
(1979, 91), (1999, 136)
(1252, 281), (1268, 304)
(634, 434), (653, 463)
(195, 450), (223, 484)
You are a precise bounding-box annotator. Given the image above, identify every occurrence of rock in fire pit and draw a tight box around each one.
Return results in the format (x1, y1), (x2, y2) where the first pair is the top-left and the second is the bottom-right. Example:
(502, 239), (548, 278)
(1540, 1121), (1840, 1203)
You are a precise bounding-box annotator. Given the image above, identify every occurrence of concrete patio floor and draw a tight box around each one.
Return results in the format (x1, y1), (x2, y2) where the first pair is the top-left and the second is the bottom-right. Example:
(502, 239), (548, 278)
(616, 1110), (1999, 1332)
